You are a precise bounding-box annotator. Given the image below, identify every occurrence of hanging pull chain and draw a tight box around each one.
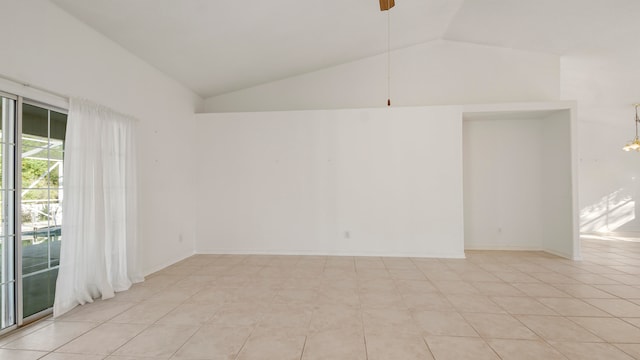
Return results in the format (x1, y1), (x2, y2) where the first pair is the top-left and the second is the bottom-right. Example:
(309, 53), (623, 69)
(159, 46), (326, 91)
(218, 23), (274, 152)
(387, 7), (391, 107)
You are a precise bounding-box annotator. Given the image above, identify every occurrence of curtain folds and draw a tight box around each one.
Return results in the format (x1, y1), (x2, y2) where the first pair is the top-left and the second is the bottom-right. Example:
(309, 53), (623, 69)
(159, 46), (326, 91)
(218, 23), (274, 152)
(53, 98), (142, 318)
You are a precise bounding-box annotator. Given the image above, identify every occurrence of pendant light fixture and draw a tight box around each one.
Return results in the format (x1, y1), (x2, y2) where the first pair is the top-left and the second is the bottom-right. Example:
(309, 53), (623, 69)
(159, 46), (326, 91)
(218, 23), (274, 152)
(379, 0), (394, 107)
(623, 104), (640, 152)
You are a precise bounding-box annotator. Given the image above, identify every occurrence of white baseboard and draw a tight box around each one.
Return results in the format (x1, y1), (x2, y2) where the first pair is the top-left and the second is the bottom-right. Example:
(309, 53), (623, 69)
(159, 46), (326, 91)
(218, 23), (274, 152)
(464, 244), (543, 251)
(195, 248), (466, 259)
(464, 244), (580, 261)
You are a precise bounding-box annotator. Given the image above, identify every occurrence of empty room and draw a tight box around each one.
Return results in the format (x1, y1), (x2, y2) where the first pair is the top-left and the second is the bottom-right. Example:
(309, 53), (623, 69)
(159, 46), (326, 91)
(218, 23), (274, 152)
(0, 0), (638, 359)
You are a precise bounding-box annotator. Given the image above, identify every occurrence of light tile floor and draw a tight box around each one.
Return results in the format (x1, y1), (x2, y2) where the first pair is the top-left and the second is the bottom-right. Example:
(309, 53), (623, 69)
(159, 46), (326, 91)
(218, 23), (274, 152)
(2, 238), (640, 359)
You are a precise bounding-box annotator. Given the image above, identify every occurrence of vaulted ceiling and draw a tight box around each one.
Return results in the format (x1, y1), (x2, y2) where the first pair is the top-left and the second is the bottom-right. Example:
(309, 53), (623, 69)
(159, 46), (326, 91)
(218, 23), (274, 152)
(51, 0), (640, 98)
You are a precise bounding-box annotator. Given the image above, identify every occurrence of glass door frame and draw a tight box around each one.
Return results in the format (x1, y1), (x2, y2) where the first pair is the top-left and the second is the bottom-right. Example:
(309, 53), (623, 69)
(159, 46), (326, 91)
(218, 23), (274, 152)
(0, 90), (17, 336)
(15, 95), (24, 326)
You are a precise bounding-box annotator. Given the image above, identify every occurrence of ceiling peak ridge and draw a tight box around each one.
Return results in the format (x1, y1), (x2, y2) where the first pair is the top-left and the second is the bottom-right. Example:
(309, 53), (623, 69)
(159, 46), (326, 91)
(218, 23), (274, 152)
(204, 39), (449, 100)
(441, 38), (564, 56)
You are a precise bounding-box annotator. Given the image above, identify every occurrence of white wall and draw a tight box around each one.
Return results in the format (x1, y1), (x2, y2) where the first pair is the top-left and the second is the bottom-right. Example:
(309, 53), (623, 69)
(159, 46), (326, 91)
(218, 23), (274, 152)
(562, 53), (640, 235)
(463, 117), (544, 250)
(203, 40), (560, 113)
(0, 1), (202, 275)
(194, 106), (465, 258)
(540, 111), (577, 258)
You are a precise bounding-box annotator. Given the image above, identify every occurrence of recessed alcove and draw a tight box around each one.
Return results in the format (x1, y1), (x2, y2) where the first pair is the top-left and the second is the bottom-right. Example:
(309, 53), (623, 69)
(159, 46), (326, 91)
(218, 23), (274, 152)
(462, 103), (579, 259)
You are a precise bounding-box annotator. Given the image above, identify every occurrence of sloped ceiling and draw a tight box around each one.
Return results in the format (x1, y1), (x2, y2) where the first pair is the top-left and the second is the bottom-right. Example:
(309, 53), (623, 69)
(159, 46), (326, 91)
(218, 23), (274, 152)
(51, 0), (640, 98)
(444, 0), (640, 55)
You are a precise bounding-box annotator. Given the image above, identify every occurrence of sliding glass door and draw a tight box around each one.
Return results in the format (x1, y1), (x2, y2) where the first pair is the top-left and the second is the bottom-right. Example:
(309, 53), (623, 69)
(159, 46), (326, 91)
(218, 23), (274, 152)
(0, 94), (67, 333)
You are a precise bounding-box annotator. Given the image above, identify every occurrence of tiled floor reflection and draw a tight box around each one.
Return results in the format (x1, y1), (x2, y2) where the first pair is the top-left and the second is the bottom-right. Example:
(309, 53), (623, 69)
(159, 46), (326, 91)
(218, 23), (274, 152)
(2, 238), (640, 359)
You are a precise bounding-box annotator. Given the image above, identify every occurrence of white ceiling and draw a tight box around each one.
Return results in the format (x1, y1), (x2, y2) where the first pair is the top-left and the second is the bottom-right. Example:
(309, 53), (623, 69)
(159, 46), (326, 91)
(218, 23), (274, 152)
(51, 0), (640, 98)
(444, 0), (640, 55)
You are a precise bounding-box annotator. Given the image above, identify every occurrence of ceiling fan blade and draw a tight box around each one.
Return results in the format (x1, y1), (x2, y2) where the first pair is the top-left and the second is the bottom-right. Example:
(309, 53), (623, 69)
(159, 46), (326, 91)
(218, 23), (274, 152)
(379, 0), (395, 11)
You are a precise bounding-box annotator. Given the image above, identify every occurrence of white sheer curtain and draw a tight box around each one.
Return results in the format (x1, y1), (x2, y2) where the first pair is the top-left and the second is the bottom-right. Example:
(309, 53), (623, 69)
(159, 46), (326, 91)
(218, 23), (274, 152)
(53, 98), (142, 318)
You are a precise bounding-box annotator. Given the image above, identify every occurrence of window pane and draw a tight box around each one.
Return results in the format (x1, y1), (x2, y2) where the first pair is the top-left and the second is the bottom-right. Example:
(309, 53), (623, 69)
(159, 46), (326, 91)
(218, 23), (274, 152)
(22, 236), (49, 275)
(22, 188), (48, 229)
(22, 104), (48, 140)
(49, 147), (63, 162)
(22, 268), (57, 318)
(21, 157), (50, 190)
(22, 188), (50, 275)
(21, 103), (66, 321)
(50, 111), (66, 142)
